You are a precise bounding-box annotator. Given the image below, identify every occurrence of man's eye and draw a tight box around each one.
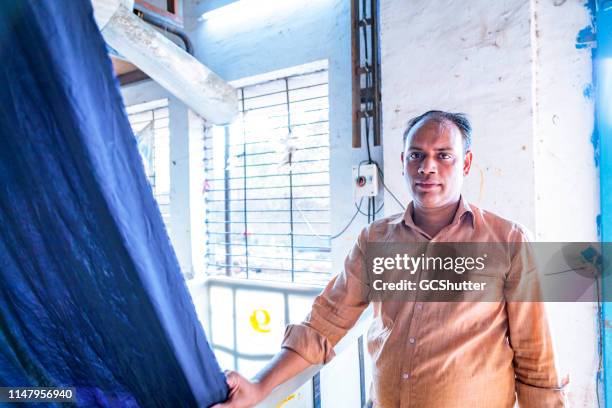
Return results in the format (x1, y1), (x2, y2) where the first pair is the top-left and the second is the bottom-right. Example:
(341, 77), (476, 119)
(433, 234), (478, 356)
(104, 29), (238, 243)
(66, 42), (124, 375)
(439, 153), (453, 160)
(408, 152), (422, 160)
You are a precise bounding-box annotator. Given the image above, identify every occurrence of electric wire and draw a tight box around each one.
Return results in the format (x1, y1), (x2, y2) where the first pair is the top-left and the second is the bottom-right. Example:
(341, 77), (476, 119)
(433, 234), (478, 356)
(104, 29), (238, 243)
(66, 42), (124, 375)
(330, 197), (365, 240)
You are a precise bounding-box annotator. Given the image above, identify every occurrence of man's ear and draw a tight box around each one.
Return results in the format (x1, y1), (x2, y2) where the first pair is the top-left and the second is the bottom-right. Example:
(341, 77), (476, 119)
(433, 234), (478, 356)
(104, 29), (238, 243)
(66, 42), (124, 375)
(463, 150), (473, 176)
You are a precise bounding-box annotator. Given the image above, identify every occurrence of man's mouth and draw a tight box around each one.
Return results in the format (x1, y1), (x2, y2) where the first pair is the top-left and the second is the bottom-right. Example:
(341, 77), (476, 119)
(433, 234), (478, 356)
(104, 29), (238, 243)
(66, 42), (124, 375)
(415, 182), (442, 191)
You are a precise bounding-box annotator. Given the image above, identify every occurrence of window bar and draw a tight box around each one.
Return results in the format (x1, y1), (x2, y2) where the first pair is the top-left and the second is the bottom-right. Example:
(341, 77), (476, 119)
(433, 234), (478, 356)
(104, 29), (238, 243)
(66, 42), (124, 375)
(205, 232), (331, 239)
(358, 335), (366, 407)
(205, 263), (331, 275)
(203, 127), (210, 269)
(151, 108), (157, 193)
(224, 132), (329, 149)
(285, 78), (295, 283)
(208, 144), (329, 160)
(205, 195), (330, 203)
(205, 182), (329, 193)
(207, 284), (214, 351)
(313, 373), (321, 408)
(205, 170), (329, 182)
(240, 81), (328, 101)
(206, 208), (329, 214)
(207, 157), (330, 170)
(204, 253), (331, 264)
(207, 242), (329, 250)
(240, 88), (250, 278)
(223, 126), (231, 276)
(283, 292), (290, 326)
(232, 287), (239, 370)
(207, 220), (329, 225)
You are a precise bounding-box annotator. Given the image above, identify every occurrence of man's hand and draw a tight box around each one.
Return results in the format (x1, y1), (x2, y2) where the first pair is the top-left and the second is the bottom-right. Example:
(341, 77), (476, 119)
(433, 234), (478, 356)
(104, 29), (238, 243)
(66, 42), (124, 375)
(212, 370), (266, 408)
(212, 349), (313, 408)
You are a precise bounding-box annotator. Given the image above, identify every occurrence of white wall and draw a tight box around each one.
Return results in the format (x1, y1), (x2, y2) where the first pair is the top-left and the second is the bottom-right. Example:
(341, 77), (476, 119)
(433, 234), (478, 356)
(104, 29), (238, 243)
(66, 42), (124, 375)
(532, 0), (598, 242)
(379, 0), (599, 405)
(531, 2), (599, 405)
(380, 0), (536, 223)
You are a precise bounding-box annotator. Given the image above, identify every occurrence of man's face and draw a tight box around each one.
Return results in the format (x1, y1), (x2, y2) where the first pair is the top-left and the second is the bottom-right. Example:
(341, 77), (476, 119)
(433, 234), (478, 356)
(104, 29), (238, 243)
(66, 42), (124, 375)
(401, 118), (472, 208)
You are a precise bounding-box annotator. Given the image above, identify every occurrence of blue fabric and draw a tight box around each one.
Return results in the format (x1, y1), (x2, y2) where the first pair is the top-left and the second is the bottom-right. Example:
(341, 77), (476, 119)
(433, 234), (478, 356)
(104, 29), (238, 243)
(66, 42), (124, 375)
(0, 1), (227, 406)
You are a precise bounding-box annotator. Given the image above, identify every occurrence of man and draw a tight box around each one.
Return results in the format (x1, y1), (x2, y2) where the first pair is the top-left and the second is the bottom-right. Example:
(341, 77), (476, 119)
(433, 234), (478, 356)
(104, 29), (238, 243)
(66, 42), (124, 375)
(213, 111), (567, 407)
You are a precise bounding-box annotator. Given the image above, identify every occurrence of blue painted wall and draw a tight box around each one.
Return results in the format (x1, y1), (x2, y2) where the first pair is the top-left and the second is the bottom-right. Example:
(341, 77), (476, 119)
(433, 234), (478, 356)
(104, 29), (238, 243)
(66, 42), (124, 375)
(596, 0), (612, 405)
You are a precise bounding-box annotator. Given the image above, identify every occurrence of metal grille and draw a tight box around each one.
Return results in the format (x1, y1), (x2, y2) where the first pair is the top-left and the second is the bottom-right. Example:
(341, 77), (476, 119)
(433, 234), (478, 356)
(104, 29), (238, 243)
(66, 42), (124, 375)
(126, 99), (171, 229)
(203, 70), (331, 284)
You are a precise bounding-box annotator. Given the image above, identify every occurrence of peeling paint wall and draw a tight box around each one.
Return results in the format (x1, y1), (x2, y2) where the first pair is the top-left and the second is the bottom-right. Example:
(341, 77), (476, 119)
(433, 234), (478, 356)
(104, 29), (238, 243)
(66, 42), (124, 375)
(532, 0), (598, 242)
(380, 0), (598, 405)
(380, 0), (535, 223)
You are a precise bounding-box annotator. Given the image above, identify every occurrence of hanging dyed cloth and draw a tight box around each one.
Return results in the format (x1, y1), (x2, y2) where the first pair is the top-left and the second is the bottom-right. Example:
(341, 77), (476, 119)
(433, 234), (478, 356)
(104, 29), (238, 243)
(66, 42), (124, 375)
(0, 1), (227, 406)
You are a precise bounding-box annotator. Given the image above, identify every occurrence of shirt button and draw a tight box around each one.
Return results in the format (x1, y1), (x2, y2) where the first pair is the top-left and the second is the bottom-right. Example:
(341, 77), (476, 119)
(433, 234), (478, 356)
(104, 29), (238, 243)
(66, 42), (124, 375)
(416, 303), (423, 309)
(402, 373), (410, 380)
(409, 337), (416, 344)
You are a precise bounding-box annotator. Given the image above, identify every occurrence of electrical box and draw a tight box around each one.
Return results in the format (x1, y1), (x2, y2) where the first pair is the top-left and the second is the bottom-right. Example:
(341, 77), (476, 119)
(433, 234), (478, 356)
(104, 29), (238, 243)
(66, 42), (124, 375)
(352, 164), (379, 198)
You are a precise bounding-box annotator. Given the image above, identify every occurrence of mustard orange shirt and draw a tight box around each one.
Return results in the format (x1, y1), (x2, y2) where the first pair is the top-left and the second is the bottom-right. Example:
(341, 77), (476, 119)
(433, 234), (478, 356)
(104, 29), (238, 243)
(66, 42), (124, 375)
(281, 196), (566, 407)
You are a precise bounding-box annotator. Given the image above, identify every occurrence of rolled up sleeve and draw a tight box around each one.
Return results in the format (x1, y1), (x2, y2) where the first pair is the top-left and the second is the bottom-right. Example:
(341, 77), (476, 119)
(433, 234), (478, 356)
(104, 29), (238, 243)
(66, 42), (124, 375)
(281, 227), (371, 365)
(281, 323), (336, 364)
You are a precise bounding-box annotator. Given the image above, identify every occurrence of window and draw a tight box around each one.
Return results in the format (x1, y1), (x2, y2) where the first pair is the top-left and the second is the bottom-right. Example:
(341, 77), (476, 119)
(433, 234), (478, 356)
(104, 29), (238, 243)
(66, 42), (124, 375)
(203, 69), (331, 284)
(126, 99), (171, 230)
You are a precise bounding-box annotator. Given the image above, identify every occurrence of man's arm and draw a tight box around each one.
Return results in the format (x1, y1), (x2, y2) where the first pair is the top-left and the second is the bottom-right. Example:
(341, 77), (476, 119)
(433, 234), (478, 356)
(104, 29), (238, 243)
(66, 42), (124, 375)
(505, 230), (567, 407)
(213, 226), (372, 407)
(211, 348), (311, 408)
(506, 301), (567, 407)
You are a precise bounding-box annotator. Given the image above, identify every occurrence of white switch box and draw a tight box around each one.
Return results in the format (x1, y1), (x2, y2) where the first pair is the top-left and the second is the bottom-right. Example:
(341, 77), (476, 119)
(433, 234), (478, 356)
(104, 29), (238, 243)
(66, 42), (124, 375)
(352, 164), (379, 198)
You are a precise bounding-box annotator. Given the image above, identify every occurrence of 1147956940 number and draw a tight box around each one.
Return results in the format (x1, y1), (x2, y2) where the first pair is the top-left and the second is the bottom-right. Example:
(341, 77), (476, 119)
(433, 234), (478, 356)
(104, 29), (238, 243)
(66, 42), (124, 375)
(0, 387), (76, 403)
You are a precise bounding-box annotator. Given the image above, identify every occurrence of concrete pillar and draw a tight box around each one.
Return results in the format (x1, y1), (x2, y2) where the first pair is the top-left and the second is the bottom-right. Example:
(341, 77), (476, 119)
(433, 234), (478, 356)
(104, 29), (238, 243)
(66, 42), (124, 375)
(168, 97), (194, 278)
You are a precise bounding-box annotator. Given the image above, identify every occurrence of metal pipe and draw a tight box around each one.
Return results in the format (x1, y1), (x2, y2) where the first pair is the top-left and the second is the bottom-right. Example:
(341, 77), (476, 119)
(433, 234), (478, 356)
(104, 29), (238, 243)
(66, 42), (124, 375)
(350, 0), (361, 148)
(370, 0), (381, 146)
(134, 9), (194, 55)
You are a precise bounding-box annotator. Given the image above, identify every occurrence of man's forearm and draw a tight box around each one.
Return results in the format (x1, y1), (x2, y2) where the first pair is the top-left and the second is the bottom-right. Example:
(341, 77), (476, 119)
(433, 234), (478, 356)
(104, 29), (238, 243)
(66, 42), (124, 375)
(252, 348), (313, 396)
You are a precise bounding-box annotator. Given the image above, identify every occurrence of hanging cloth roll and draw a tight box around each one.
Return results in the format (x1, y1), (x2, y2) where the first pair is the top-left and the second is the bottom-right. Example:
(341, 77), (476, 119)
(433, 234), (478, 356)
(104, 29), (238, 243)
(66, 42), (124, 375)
(0, 0), (227, 406)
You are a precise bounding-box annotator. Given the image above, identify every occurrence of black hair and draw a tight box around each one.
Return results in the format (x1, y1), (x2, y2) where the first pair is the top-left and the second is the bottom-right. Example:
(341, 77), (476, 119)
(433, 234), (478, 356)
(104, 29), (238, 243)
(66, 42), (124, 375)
(402, 110), (472, 152)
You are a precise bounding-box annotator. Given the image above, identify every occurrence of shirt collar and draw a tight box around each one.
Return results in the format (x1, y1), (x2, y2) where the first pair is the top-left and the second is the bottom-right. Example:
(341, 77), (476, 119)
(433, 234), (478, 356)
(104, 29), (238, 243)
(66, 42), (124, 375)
(390, 195), (475, 230)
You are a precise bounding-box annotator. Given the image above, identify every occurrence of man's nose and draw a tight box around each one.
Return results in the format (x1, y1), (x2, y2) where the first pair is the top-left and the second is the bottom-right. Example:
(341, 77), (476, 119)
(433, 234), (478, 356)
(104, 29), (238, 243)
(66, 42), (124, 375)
(418, 156), (437, 174)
